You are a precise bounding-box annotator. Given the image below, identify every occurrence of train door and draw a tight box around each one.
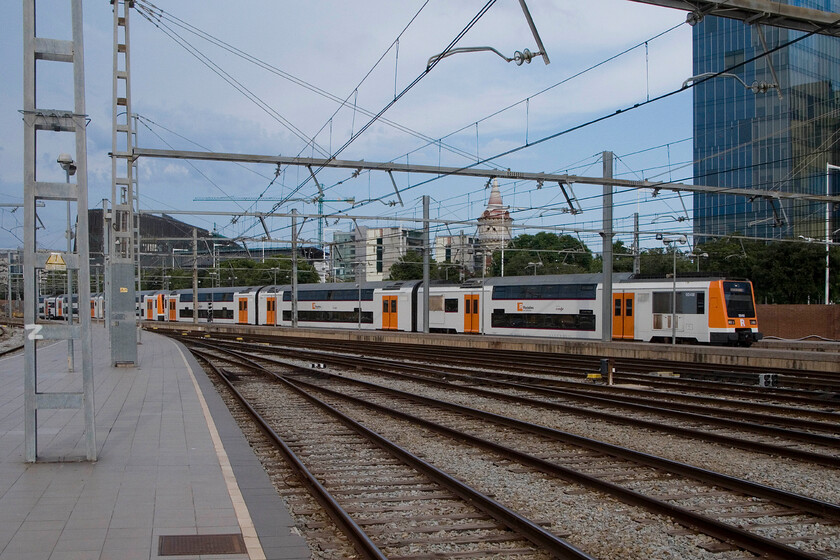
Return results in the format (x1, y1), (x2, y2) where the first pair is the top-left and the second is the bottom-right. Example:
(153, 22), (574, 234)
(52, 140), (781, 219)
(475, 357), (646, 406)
(463, 294), (480, 333)
(90, 300), (96, 319)
(168, 297), (177, 322)
(157, 294), (164, 321)
(266, 297), (276, 325)
(146, 298), (153, 320)
(612, 292), (635, 340)
(237, 297), (248, 324)
(381, 295), (398, 330)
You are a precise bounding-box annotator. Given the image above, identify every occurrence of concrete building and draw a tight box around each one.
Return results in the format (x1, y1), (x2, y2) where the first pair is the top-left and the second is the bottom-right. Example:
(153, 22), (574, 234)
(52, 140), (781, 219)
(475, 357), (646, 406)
(330, 225), (423, 282)
(692, 4), (840, 241)
(434, 233), (481, 279)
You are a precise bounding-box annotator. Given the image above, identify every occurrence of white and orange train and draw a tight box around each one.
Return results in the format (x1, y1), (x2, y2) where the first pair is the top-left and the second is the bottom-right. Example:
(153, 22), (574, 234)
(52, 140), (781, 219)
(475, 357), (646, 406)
(131, 273), (762, 346)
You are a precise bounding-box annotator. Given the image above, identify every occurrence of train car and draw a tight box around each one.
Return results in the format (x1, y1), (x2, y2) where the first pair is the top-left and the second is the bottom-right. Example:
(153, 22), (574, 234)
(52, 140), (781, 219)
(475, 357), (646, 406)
(233, 287), (264, 325)
(170, 286), (244, 324)
(256, 286), (283, 326)
(128, 273), (760, 346)
(142, 292), (166, 321)
(277, 282), (382, 330)
(90, 293), (105, 319)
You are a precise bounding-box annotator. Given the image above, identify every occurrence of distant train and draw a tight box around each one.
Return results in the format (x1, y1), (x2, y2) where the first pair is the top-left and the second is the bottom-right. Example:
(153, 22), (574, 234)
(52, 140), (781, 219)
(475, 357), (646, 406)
(119, 273), (762, 346)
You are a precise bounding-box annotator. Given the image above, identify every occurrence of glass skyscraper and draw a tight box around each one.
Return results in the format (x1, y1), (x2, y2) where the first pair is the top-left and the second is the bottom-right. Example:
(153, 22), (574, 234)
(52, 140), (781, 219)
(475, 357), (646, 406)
(692, 1), (840, 242)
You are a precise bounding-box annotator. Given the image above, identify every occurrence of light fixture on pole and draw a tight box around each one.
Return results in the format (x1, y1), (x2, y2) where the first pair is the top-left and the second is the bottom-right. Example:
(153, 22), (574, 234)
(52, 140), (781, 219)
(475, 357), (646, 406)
(57, 153), (76, 372)
(660, 234), (687, 345)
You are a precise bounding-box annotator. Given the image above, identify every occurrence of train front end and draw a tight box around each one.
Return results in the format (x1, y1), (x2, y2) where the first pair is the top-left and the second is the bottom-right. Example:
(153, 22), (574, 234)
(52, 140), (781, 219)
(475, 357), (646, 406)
(709, 280), (762, 346)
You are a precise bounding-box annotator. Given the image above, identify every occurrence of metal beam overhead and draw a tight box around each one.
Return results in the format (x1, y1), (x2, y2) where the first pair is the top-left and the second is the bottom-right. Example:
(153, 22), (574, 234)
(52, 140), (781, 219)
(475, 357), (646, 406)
(628, 0), (840, 37)
(133, 147), (840, 205)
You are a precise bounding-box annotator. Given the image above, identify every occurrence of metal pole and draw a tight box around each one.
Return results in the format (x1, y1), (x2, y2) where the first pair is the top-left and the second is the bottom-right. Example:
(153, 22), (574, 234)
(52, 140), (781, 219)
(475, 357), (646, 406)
(357, 282), (361, 330)
(501, 247), (505, 277)
(423, 196), (430, 333)
(6, 251), (12, 320)
(192, 228), (198, 324)
(602, 151), (614, 343)
(826, 164), (836, 304)
(633, 212), (640, 275)
(672, 247), (677, 345)
(65, 172), (74, 372)
(291, 210), (298, 328)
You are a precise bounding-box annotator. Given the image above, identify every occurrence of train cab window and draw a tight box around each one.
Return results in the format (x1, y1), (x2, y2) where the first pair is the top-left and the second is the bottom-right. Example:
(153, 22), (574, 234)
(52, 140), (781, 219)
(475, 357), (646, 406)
(444, 298), (458, 312)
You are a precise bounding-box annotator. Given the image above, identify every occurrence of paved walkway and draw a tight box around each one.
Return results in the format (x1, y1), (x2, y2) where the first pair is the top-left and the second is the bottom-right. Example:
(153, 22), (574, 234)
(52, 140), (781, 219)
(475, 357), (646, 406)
(0, 325), (309, 560)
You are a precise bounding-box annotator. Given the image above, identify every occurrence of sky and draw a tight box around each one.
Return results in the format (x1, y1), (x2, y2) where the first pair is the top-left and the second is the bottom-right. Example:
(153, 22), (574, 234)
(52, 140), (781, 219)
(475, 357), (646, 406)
(0, 0), (697, 257)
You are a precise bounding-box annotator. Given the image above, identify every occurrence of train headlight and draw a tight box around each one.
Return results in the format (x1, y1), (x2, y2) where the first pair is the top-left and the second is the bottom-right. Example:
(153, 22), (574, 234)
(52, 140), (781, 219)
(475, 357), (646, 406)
(727, 319), (735, 325)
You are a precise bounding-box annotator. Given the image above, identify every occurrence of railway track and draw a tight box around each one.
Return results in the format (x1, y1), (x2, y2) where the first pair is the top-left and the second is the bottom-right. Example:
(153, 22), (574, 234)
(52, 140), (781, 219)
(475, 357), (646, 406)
(193, 331), (840, 394)
(192, 347), (590, 559)
(183, 337), (840, 559)
(184, 335), (840, 468)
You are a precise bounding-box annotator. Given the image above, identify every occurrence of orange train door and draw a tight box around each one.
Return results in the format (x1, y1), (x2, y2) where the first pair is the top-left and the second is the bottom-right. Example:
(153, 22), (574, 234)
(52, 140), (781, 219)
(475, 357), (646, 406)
(238, 298), (248, 324)
(381, 295), (398, 330)
(464, 294), (480, 333)
(168, 298), (177, 321)
(266, 297), (276, 325)
(90, 301), (96, 319)
(612, 292), (635, 340)
(146, 299), (153, 320)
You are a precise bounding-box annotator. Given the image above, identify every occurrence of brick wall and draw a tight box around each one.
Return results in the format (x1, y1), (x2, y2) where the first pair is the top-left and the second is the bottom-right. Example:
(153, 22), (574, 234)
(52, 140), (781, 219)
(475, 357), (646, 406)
(756, 305), (840, 340)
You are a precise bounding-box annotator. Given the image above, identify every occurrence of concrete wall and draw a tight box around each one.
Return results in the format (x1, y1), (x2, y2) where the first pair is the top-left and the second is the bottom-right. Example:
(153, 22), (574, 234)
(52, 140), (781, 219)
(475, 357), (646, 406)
(757, 304), (840, 340)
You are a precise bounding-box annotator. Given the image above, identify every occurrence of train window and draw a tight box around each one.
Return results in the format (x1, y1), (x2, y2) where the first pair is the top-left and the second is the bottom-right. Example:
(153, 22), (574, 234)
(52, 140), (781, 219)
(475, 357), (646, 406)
(492, 283), (597, 300)
(723, 281), (755, 318)
(491, 310), (596, 331)
(390, 299), (397, 313)
(614, 299), (621, 316)
(473, 299), (479, 314)
(653, 292), (705, 314)
(625, 299), (632, 317)
(445, 299), (458, 312)
(383, 301), (389, 312)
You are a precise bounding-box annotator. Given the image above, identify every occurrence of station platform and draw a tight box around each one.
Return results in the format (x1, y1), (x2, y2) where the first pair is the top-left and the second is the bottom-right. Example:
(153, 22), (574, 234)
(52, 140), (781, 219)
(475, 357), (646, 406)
(0, 326), (309, 560)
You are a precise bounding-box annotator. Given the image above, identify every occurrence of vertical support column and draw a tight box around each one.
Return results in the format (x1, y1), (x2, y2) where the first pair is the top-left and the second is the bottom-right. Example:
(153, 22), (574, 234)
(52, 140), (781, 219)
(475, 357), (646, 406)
(22, 0), (96, 461)
(601, 151), (614, 343)
(291, 210), (298, 328)
(193, 228), (198, 324)
(633, 212), (640, 275)
(109, 0), (137, 366)
(422, 195), (430, 334)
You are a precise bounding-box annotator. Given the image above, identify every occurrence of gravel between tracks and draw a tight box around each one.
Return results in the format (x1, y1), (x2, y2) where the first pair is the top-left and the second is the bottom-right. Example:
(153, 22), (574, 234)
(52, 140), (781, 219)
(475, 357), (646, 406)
(336, 369), (840, 509)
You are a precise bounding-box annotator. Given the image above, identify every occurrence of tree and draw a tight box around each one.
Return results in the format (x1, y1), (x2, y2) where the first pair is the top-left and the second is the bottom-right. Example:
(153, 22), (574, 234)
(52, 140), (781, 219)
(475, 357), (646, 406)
(388, 250), (439, 281)
(489, 233), (592, 276)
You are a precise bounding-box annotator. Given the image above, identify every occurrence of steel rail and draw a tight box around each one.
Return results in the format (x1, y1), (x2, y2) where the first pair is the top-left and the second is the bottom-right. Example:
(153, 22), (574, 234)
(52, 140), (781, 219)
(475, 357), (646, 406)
(281, 373), (834, 560)
(211, 332), (840, 396)
(218, 334), (840, 426)
(188, 345), (595, 560)
(190, 337), (840, 468)
(190, 351), (388, 560)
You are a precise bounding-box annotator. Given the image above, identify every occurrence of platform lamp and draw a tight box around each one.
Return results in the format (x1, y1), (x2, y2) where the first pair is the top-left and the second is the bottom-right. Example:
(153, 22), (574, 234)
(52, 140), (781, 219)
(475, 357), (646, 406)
(659, 234), (687, 345)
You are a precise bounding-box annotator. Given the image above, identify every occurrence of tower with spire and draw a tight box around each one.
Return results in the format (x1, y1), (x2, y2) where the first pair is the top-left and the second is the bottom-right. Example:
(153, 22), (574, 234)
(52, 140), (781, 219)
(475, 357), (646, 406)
(476, 178), (513, 268)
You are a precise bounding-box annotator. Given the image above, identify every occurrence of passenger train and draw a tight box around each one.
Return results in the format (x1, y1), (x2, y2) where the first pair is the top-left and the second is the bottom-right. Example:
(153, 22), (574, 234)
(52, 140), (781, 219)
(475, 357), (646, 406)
(115, 273), (762, 346)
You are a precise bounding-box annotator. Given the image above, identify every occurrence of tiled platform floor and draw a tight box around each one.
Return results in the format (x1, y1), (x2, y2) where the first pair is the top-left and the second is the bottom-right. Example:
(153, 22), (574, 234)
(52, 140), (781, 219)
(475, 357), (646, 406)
(0, 325), (309, 560)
